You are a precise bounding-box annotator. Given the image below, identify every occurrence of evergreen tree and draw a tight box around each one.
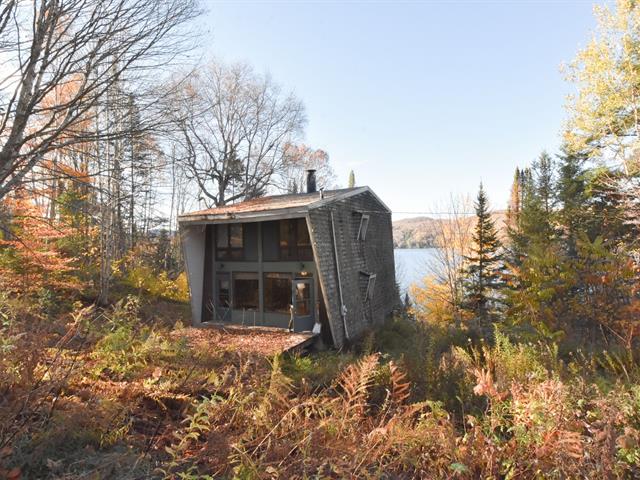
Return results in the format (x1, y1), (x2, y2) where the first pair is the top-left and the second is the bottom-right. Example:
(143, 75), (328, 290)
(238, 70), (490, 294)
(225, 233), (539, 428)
(533, 151), (555, 215)
(506, 167), (521, 232)
(585, 167), (632, 246)
(348, 170), (356, 188)
(556, 148), (588, 257)
(508, 158), (555, 265)
(463, 183), (504, 330)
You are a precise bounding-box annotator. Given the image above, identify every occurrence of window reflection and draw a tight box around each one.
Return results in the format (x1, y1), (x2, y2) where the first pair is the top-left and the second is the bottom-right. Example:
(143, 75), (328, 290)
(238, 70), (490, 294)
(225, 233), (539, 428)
(264, 273), (292, 314)
(216, 224), (244, 260)
(233, 272), (258, 310)
(295, 281), (311, 316)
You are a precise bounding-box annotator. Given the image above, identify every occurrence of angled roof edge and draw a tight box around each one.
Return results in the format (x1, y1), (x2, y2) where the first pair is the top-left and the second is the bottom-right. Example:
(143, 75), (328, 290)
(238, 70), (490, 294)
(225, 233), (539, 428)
(177, 207), (310, 225)
(177, 186), (391, 225)
(308, 186), (392, 213)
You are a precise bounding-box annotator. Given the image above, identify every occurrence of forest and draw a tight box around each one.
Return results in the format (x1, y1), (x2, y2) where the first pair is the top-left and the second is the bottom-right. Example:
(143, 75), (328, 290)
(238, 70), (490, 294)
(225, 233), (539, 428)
(1, 0), (640, 478)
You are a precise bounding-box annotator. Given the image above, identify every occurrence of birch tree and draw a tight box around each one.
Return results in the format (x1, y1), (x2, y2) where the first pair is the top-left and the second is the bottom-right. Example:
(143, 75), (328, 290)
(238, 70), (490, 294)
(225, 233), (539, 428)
(428, 196), (474, 328)
(0, 0), (199, 202)
(565, 0), (640, 228)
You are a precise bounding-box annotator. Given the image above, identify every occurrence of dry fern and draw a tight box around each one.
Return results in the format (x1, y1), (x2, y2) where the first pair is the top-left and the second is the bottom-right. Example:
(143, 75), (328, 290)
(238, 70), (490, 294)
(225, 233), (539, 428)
(388, 360), (411, 408)
(335, 353), (380, 419)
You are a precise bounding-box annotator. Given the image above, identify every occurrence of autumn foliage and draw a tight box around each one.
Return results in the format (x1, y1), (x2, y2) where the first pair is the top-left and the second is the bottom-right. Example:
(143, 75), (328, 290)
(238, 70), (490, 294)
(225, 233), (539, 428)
(0, 194), (83, 294)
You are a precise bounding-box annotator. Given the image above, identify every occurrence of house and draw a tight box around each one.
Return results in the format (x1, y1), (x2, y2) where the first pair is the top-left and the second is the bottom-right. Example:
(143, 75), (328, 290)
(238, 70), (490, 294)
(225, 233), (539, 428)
(178, 171), (398, 348)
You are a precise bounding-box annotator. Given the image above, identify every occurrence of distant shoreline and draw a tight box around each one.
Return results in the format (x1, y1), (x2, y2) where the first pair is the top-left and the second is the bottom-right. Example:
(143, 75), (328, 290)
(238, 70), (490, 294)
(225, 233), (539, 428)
(393, 242), (437, 249)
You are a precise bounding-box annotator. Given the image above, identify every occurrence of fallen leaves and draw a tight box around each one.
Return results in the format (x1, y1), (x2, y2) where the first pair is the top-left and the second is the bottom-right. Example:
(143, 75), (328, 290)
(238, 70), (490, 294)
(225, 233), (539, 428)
(170, 325), (315, 356)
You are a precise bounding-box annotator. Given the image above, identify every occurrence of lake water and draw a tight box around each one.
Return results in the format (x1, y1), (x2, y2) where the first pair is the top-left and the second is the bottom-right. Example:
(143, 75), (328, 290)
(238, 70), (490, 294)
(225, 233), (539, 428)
(394, 248), (438, 296)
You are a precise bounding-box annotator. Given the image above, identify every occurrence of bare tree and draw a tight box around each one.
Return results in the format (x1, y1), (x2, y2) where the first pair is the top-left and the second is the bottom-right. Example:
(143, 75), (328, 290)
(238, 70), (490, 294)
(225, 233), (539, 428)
(279, 142), (337, 193)
(169, 61), (306, 207)
(0, 0), (200, 202)
(428, 195), (474, 327)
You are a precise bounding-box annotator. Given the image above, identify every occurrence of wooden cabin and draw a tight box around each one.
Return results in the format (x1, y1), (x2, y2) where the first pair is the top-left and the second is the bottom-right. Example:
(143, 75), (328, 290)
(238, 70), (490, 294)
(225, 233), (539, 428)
(178, 172), (398, 348)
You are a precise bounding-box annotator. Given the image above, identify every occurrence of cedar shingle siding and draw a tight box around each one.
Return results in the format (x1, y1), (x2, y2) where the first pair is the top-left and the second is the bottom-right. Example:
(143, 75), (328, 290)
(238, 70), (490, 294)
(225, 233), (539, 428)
(308, 190), (398, 348)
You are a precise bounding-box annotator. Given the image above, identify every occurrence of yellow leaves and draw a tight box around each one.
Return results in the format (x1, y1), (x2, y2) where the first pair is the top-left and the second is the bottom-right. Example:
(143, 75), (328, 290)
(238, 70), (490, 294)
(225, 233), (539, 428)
(565, 0), (640, 161)
(409, 275), (461, 326)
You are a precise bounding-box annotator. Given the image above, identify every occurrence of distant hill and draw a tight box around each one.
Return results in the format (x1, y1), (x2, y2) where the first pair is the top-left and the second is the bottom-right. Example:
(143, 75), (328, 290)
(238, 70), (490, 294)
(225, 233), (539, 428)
(392, 216), (441, 248)
(393, 212), (507, 249)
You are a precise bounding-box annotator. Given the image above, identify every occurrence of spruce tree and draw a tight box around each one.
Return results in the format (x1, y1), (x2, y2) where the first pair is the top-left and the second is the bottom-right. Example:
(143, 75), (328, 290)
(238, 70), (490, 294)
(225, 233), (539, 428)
(348, 170), (356, 188)
(585, 167), (632, 245)
(463, 183), (504, 330)
(508, 158), (555, 264)
(506, 167), (521, 232)
(533, 151), (555, 215)
(556, 148), (587, 257)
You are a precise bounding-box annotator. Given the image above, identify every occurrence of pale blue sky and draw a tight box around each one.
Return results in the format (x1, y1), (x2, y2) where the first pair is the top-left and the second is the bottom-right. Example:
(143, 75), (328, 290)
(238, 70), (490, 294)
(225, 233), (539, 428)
(199, 1), (599, 218)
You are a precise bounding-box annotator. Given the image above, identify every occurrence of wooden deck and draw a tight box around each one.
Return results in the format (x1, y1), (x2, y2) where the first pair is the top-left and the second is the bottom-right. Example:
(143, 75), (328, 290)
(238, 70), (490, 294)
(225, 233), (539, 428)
(170, 324), (318, 356)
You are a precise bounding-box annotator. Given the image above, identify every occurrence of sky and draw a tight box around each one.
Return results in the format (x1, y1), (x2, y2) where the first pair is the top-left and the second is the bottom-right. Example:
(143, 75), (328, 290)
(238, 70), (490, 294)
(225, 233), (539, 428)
(197, 0), (599, 219)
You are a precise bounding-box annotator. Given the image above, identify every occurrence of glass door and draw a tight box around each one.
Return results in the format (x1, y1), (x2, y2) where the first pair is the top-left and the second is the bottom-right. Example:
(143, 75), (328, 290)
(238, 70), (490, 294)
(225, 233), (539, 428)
(214, 273), (231, 322)
(293, 279), (313, 327)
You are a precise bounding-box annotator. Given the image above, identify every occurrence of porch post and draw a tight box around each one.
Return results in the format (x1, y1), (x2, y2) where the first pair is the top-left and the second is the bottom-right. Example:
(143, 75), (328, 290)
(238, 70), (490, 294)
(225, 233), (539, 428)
(258, 222), (264, 325)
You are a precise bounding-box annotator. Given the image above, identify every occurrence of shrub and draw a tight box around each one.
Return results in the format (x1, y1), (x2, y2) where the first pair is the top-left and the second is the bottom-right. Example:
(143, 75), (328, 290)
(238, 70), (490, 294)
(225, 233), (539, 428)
(92, 296), (186, 379)
(125, 265), (189, 302)
(282, 351), (357, 391)
(0, 293), (23, 386)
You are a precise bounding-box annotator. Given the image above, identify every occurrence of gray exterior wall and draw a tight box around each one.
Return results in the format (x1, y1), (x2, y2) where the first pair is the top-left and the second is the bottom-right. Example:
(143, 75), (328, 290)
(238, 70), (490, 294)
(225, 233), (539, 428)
(181, 224), (206, 325)
(308, 190), (399, 348)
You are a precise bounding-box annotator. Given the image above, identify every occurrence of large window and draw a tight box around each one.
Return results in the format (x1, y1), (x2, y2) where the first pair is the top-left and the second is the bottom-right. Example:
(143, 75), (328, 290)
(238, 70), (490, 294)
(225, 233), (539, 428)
(216, 224), (244, 260)
(233, 272), (258, 310)
(264, 273), (292, 314)
(279, 219), (313, 261)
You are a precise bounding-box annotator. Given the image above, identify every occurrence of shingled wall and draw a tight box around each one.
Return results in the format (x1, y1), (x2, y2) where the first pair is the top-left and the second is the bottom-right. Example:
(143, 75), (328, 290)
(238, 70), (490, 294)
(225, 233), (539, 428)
(307, 190), (399, 348)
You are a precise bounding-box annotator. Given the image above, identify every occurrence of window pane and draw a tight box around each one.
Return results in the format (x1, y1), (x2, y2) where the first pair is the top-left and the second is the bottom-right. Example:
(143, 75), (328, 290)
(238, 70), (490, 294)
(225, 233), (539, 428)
(295, 281), (311, 316)
(217, 275), (230, 308)
(264, 273), (292, 314)
(358, 215), (370, 241)
(233, 273), (258, 310)
(297, 219), (310, 246)
(365, 274), (376, 300)
(296, 219), (313, 260)
(230, 224), (243, 248)
(216, 224), (228, 248)
(279, 220), (290, 259)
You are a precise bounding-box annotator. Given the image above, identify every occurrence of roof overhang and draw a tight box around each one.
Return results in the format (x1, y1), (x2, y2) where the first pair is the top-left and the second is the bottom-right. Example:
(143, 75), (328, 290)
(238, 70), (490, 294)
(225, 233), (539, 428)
(178, 207), (310, 225)
(177, 186), (390, 226)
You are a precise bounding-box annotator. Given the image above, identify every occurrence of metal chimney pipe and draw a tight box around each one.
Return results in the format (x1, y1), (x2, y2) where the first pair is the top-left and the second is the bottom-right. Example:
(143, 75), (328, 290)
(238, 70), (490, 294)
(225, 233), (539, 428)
(306, 169), (317, 193)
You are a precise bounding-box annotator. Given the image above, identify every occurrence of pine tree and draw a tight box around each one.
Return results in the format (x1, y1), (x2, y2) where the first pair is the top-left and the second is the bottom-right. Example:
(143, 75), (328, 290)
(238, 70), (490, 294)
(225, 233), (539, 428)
(463, 183), (504, 330)
(348, 170), (356, 188)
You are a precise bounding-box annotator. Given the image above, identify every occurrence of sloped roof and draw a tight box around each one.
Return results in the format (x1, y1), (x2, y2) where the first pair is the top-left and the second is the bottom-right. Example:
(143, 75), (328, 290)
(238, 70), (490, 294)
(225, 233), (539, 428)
(178, 187), (386, 224)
